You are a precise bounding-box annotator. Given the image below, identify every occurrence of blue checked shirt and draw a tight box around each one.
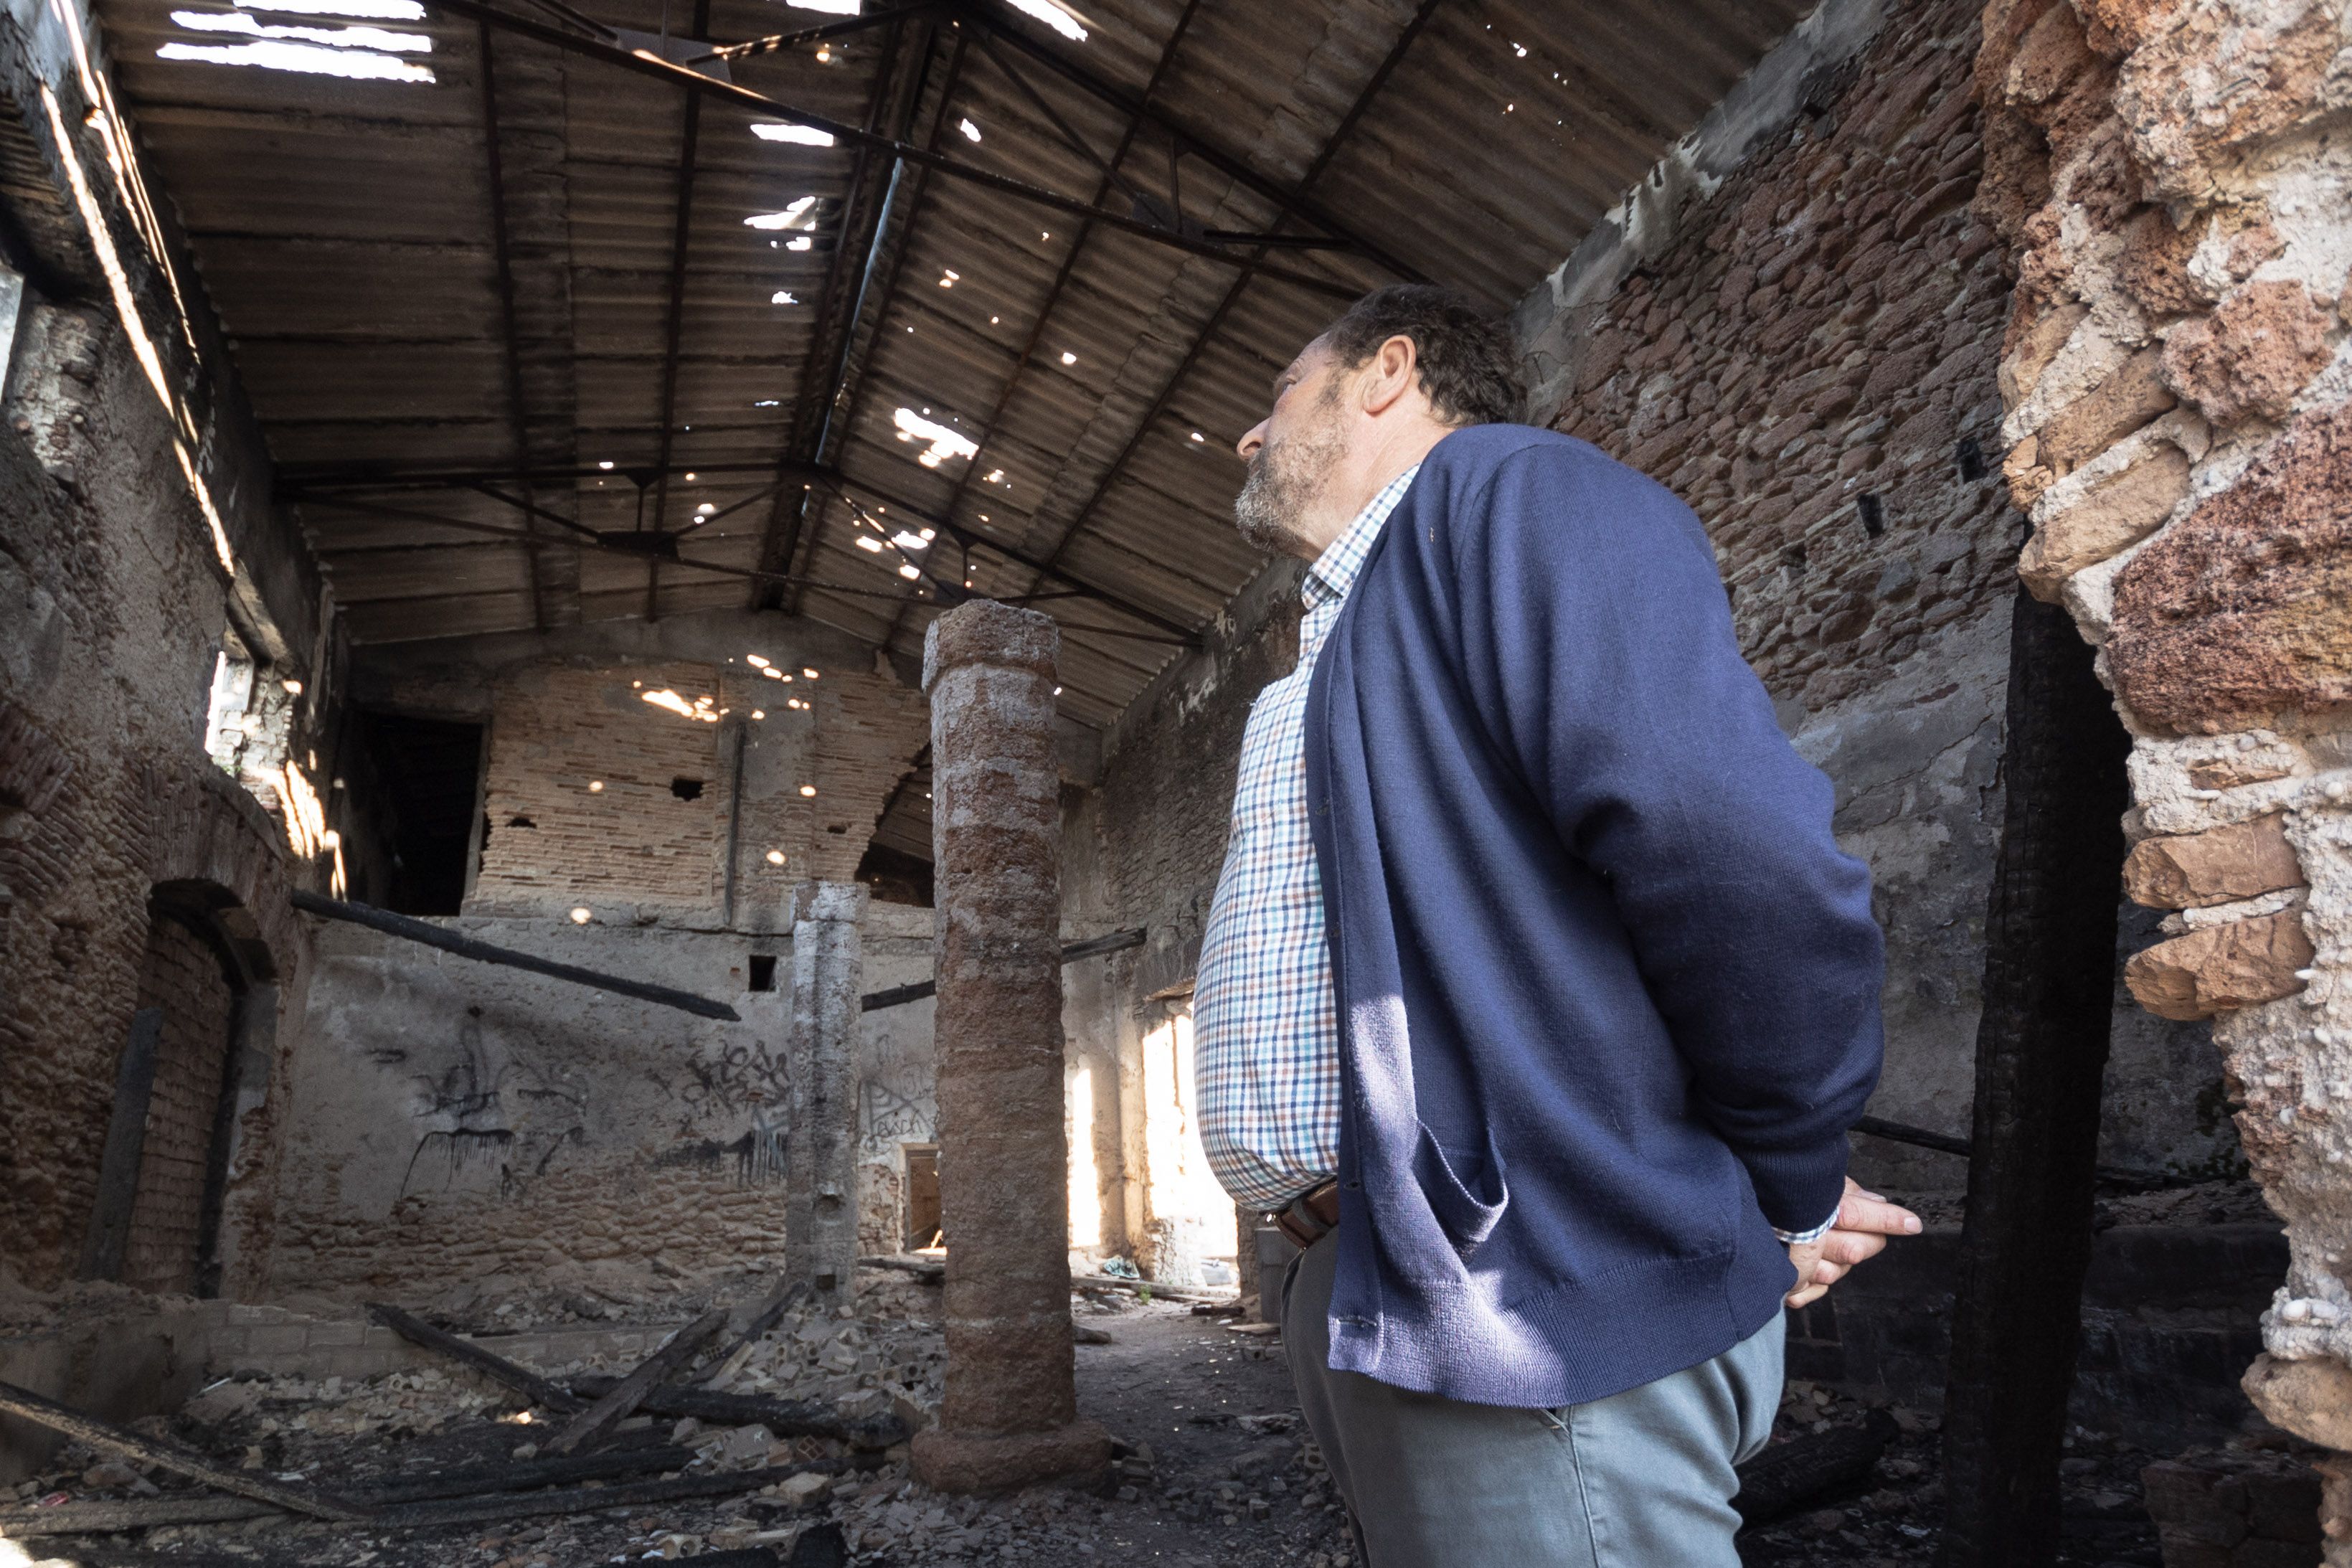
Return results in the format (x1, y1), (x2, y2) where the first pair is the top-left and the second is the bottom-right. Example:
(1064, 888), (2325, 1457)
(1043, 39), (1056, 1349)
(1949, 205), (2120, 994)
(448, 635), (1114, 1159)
(1193, 468), (1418, 1214)
(1190, 463), (1839, 1245)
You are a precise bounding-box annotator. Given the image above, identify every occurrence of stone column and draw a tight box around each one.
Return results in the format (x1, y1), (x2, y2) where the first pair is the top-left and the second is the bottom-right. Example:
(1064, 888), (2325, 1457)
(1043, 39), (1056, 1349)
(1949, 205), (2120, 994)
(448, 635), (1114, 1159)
(911, 600), (1109, 1493)
(785, 879), (868, 1300)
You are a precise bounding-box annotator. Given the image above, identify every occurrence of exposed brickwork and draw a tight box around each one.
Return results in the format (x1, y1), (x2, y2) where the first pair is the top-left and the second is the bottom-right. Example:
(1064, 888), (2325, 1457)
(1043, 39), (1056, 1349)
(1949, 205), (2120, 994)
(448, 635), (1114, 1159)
(0, 302), (312, 1293)
(1539, 0), (2018, 713)
(466, 657), (927, 922)
(119, 913), (237, 1295)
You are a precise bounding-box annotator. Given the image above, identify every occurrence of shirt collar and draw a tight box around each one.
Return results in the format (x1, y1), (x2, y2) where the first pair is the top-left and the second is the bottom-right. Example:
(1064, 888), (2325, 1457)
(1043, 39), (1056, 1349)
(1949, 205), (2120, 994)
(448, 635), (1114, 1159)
(1303, 463), (1421, 610)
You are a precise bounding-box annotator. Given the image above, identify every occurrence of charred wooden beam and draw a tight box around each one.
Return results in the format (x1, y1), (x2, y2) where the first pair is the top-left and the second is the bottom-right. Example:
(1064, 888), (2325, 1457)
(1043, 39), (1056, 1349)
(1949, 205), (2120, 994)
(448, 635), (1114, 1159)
(546, 1307), (729, 1455)
(859, 927), (1143, 1011)
(0, 1379), (368, 1521)
(77, 1007), (161, 1281)
(293, 892), (741, 1021)
(1937, 589), (2133, 1568)
(1734, 1410), (1899, 1526)
(365, 1301), (585, 1412)
(0, 1445), (696, 1536)
(568, 1376), (910, 1451)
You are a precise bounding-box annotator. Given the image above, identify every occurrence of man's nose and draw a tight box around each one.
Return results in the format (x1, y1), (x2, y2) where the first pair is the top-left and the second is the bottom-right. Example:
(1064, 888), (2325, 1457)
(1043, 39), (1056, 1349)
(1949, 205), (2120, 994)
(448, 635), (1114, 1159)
(1236, 419), (1267, 461)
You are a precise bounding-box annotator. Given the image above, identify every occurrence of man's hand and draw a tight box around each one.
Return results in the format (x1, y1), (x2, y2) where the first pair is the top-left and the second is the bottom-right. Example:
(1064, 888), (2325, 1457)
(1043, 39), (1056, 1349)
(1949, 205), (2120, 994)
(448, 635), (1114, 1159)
(1785, 1177), (1921, 1309)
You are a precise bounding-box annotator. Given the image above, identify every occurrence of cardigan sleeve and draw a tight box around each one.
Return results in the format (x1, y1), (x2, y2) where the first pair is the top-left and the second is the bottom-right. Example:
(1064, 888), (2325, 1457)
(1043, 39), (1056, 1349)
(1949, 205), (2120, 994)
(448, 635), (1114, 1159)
(1443, 443), (1885, 1234)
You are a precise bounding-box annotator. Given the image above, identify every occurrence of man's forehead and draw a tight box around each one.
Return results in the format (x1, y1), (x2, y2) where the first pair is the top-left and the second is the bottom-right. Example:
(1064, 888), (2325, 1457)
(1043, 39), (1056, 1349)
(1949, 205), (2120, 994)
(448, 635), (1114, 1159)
(1277, 336), (1333, 388)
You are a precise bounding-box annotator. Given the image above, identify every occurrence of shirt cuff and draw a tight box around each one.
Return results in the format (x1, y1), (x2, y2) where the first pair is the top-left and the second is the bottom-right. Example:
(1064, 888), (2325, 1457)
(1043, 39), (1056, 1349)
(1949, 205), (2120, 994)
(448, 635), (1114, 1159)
(1773, 1209), (1841, 1246)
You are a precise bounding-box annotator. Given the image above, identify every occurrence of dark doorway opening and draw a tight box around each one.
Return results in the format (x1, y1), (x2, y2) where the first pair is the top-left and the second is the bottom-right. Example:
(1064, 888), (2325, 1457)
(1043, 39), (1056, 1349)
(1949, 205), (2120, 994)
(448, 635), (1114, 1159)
(903, 1143), (940, 1250)
(856, 841), (935, 908)
(357, 711), (483, 915)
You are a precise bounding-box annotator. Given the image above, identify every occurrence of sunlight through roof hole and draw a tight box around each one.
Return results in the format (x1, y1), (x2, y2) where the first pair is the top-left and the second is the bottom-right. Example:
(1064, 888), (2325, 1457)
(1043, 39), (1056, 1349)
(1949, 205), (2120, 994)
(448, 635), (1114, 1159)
(1004, 0), (1086, 42)
(751, 123), (834, 146)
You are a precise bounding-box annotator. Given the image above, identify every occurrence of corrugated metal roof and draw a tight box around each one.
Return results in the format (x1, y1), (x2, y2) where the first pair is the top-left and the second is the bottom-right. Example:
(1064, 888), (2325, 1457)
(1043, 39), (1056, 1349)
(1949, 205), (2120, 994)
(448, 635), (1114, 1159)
(96, 0), (1815, 724)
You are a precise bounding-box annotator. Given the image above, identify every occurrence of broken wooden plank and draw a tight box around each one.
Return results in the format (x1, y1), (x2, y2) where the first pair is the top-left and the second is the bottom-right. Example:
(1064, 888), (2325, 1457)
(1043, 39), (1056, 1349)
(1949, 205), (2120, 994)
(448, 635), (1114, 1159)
(547, 1307), (729, 1455)
(0, 1444), (697, 1536)
(365, 1301), (584, 1412)
(1, 1455), (877, 1539)
(293, 891), (740, 1021)
(370, 1454), (877, 1529)
(699, 1277), (811, 1384)
(77, 1008), (161, 1283)
(859, 927), (1144, 1011)
(0, 1379), (369, 1522)
(567, 1379), (909, 1451)
(1733, 1409), (1899, 1526)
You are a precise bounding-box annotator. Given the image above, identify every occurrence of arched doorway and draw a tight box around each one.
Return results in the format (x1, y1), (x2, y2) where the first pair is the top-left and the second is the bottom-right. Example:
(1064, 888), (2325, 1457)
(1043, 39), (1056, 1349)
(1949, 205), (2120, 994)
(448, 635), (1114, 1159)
(80, 881), (275, 1298)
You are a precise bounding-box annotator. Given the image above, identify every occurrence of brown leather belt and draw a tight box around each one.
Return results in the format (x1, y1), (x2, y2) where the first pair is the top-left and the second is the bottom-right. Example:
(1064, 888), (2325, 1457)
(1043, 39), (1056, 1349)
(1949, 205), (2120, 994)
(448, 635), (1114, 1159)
(1268, 1179), (1341, 1252)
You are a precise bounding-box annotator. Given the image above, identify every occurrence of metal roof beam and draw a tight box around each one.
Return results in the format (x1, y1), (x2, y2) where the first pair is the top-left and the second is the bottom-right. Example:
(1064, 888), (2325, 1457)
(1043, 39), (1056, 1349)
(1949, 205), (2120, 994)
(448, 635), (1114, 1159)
(1029, 0), (1446, 587)
(963, 7), (1429, 286)
(424, 0), (1362, 299)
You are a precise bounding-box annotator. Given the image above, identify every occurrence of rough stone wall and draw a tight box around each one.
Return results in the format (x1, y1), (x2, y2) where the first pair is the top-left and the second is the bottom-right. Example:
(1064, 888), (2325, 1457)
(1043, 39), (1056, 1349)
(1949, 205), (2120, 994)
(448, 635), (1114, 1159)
(1968, 0), (2352, 1539)
(119, 912), (237, 1295)
(1513, 0), (2234, 1182)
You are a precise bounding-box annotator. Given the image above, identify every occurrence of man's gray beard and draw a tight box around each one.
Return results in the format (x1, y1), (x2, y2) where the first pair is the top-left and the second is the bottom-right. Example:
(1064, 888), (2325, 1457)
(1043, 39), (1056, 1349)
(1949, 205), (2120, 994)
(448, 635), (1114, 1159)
(1233, 422), (1345, 556)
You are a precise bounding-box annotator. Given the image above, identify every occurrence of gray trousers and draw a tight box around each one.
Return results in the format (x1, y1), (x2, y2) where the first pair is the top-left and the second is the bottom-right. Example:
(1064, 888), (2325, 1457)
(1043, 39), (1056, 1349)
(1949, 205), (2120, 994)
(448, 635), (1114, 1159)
(1281, 1234), (1783, 1567)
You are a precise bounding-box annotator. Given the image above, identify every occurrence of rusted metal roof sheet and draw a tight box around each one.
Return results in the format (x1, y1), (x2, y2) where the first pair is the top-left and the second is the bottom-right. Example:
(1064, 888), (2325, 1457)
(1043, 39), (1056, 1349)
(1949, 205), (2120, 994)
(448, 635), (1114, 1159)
(95, 0), (1815, 721)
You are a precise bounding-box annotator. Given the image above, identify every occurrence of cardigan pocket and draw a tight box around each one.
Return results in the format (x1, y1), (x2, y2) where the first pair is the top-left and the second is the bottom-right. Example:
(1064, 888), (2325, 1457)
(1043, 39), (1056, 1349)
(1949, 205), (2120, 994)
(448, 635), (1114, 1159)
(1412, 1121), (1510, 1260)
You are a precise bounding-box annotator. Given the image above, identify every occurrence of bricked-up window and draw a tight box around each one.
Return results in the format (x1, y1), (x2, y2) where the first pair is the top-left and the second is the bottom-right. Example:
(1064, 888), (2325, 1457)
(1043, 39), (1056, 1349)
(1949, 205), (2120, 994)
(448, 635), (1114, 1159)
(121, 910), (239, 1295)
(747, 954), (778, 992)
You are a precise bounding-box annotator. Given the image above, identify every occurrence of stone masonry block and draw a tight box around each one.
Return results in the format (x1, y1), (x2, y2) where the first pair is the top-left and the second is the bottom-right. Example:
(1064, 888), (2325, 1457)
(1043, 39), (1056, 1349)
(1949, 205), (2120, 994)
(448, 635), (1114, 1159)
(2245, 1354), (2352, 1452)
(2124, 911), (2313, 1020)
(2110, 403), (2352, 733)
(2019, 441), (2191, 599)
(2125, 814), (2305, 909)
(2037, 346), (2176, 473)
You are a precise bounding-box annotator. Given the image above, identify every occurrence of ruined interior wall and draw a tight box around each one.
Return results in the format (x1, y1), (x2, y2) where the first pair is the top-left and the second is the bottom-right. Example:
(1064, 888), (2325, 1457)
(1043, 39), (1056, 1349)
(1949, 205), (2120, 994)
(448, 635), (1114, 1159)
(1513, 0), (2231, 1185)
(268, 903), (943, 1298)
(1968, 0), (2352, 1516)
(356, 610), (930, 927)
(0, 308), (316, 1290)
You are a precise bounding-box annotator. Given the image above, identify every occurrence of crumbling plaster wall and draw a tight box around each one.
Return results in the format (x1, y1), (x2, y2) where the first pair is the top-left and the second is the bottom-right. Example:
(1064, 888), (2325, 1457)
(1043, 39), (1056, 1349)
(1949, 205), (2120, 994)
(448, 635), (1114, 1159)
(1966, 0), (2352, 1536)
(1512, 0), (2231, 1184)
(0, 0), (344, 1293)
(266, 902), (940, 1297)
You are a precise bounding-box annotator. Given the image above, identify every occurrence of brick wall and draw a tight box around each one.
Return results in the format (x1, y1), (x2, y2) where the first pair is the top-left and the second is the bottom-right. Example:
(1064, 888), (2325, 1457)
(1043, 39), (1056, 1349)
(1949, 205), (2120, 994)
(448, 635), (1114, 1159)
(119, 913), (237, 1295)
(464, 653), (928, 924)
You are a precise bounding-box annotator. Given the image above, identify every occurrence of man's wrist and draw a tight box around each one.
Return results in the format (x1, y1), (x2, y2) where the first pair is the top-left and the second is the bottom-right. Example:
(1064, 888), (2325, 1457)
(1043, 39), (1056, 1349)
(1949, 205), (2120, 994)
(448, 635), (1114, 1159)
(1773, 1209), (1841, 1247)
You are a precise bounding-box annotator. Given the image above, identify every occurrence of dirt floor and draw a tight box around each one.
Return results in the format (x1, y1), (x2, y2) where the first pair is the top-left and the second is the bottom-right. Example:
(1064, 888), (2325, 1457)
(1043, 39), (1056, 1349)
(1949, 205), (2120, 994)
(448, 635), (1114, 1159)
(0, 1270), (2188, 1567)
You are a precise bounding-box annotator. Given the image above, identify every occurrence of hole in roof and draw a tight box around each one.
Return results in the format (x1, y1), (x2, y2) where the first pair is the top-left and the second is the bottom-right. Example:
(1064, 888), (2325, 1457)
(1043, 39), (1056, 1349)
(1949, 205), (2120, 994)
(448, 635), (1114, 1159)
(1059, 351), (1077, 365)
(1005, 0), (1086, 42)
(754, 399), (780, 407)
(745, 197), (819, 231)
(892, 407), (979, 467)
(171, 9), (428, 50)
(598, 459), (614, 470)
(897, 563), (920, 580)
(856, 537), (884, 553)
(788, 0), (859, 12)
(891, 530), (929, 550)
(751, 123), (835, 147)
(786, 236), (812, 250)
(772, 291), (798, 305)
(958, 117), (981, 142)
(158, 36), (433, 78)
(1190, 431), (1205, 442)
(235, 0), (422, 17)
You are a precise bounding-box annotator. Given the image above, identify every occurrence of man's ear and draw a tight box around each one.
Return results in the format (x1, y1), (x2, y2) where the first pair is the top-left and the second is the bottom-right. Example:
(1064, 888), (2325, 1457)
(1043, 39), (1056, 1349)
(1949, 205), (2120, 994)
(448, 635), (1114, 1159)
(1359, 334), (1419, 417)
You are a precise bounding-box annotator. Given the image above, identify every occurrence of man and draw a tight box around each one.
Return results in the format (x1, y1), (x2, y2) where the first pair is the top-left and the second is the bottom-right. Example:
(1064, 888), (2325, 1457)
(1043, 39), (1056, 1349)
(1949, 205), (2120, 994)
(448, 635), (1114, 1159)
(1191, 285), (1921, 1567)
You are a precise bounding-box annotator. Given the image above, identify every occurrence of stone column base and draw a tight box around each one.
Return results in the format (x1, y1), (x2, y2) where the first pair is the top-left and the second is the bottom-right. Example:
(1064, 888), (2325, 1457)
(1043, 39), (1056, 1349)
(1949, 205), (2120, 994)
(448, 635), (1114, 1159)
(910, 1419), (1113, 1494)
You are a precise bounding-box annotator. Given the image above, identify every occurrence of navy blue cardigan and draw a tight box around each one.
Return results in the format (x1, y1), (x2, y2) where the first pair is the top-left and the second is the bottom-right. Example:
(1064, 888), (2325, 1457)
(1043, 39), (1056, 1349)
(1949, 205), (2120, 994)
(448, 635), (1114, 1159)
(1303, 424), (1884, 1409)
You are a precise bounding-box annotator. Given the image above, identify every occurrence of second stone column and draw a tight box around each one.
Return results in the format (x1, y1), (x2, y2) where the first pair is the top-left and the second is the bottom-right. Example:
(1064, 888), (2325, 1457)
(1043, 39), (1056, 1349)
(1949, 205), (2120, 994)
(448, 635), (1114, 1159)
(910, 600), (1110, 1492)
(785, 879), (868, 1301)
